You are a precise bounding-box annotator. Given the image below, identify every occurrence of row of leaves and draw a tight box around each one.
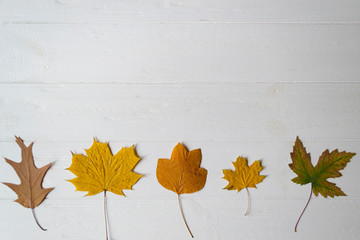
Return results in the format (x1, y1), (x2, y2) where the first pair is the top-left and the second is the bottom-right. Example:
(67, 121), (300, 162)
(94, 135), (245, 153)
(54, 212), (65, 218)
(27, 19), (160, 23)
(2, 136), (356, 238)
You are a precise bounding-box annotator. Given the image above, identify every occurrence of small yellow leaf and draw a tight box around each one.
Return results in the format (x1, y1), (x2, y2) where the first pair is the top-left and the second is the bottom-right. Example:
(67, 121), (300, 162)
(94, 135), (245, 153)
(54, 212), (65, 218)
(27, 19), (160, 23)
(223, 156), (266, 191)
(67, 139), (143, 196)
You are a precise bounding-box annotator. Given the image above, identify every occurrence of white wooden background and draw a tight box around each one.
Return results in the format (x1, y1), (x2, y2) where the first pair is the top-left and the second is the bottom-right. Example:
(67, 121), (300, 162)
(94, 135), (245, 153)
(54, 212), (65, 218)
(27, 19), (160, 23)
(1, 1), (360, 239)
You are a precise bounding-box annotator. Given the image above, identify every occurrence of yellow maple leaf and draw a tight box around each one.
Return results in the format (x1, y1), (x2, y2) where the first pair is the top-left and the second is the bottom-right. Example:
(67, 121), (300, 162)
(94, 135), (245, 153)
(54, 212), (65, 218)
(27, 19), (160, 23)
(222, 156), (266, 215)
(68, 139), (143, 196)
(67, 139), (143, 240)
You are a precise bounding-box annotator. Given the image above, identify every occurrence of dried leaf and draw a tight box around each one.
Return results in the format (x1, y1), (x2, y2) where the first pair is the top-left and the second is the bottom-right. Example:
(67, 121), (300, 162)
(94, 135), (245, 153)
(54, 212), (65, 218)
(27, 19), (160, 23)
(156, 143), (207, 238)
(67, 139), (142, 196)
(157, 143), (207, 194)
(67, 139), (142, 240)
(3, 136), (54, 230)
(223, 156), (266, 191)
(289, 136), (355, 197)
(289, 136), (356, 231)
(222, 156), (266, 215)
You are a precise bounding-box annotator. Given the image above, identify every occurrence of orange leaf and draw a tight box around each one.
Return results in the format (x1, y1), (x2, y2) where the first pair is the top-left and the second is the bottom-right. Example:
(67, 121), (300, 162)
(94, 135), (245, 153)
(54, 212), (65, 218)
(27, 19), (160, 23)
(157, 143), (207, 195)
(156, 143), (207, 238)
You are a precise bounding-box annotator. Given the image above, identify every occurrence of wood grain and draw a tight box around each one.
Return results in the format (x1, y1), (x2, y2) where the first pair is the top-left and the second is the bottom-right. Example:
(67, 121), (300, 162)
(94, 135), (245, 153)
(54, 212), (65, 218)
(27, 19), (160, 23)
(0, 83), (359, 142)
(1, 1), (359, 239)
(1, 24), (359, 83)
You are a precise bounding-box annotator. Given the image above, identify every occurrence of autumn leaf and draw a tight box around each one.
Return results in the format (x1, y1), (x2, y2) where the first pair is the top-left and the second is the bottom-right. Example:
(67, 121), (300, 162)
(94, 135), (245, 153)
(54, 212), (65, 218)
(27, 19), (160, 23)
(222, 156), (266, 216)
(156, 143), (207, 238)
(67, 139), (142, 240)
(3, 136), (54, 231)
(289, 136), (356, 232)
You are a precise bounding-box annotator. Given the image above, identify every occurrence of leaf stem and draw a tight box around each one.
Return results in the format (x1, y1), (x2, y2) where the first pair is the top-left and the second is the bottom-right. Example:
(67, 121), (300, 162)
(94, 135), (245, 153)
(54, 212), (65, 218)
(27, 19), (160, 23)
(31, 207), (47, 231)
(177, 195), (194, 238)
(104, 190), (109, 240)
(245, 187), (250, 216)
(295, 185), (313, 232)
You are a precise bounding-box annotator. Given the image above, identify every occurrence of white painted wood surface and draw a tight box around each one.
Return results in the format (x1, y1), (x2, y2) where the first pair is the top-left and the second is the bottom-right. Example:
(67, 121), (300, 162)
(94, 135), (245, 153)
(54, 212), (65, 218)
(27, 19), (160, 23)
(0, 1), (359, 239)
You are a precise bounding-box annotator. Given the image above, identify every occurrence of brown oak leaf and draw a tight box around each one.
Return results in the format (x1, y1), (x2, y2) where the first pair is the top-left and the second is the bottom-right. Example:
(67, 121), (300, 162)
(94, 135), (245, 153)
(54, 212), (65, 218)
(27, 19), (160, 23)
(3, 137), (54, 230)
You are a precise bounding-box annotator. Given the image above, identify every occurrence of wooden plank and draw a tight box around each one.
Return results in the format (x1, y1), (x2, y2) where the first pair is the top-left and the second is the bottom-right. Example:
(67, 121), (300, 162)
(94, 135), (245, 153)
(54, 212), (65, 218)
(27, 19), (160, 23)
(0, 83), (359, 141)
(1, 1), (359, 239)
(0, 24), (359, 83)
(1, 0), (360, 23)
(0, 197), (358, 239)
